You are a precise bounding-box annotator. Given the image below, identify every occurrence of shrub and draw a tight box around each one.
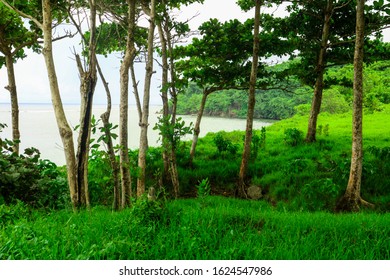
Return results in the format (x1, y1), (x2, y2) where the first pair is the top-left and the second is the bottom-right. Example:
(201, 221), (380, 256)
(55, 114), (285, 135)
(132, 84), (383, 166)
(0, 124), (68, 209)
(130, 196), (165, 225)
(213, 132), (238, 156)
(284, 128), (303, 146)
(299, 178), (342, 211)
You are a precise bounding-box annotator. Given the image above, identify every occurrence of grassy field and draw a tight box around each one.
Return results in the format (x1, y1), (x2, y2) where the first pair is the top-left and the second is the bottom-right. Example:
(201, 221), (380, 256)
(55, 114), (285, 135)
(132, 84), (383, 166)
(1, 197), (389, 260)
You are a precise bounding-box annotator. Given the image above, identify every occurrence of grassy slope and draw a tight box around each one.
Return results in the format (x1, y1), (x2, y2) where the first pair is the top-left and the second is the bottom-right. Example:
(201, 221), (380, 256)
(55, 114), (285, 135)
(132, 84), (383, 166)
(1, 197), (389, 260)
(1, 108), (390, 260)
(187, 106), (390, 210)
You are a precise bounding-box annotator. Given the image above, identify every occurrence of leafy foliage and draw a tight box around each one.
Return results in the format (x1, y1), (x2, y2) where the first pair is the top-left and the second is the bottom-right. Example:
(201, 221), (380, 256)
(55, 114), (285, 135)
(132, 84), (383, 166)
(213, 132), (238, 156)
(196, 177), (211, 198)
(284, 128), (303, 147)
(0, 124), (68, 209)
(153, 115), (193, 150)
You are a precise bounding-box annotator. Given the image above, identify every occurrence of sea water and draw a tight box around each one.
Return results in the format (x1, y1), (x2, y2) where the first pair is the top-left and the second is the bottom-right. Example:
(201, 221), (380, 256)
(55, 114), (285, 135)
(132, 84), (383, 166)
(0, 103), (274, 165)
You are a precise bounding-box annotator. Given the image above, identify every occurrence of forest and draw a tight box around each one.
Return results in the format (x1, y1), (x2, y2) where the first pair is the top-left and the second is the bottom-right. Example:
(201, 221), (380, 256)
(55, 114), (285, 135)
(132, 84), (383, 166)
(1, 0), (390, 260)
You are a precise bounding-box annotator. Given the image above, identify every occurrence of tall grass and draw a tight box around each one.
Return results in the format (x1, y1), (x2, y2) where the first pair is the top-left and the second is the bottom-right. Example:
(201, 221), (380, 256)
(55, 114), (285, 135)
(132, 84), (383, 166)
(1, 197), (389, 260)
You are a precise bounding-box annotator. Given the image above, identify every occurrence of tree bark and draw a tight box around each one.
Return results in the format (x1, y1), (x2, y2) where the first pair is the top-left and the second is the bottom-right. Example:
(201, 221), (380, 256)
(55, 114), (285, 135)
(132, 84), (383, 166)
(119, 0), (136, 207)
(73, 0), (98, 209)
(238, 0), (261, 198)
(96, 59), (121, 211)
(137, 0), (156, 197)
(336, 0), (373, 212)
(157, 17), (170, 182)
(42, 0), (78, 210)
(305, 0), (333, 143)
(189, 89), (209, 165)
(4, 53), (20, 154)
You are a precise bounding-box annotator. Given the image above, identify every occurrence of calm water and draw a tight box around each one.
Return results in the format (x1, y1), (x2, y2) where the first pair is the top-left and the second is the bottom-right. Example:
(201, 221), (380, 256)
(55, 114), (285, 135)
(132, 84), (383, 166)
(0, 103), (275, 165)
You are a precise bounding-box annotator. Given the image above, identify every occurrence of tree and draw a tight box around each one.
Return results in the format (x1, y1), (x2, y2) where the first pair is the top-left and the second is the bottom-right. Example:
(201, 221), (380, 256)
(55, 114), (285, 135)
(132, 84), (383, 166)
(119, 0), (137, 206)
(83, 0), (148, 205)
(137, 0), (156, 197)
(155, 0), (203, 195)
(0, 3), (40, 154)
(237, 0), (261, 197)
(175, 18), (255, 164)
(281, 0), (390, 143)
(68, 0), (99, 208)
(1, 0), (82, 211)
(335, 0), (378, 212)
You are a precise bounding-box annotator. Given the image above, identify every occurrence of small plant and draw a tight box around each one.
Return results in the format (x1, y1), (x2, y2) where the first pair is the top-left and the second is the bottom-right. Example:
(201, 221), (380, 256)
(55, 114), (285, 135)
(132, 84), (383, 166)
(300, 178), (341, 211)
(318, 125), (323, 136)
(196, 178), (211, 198)
(130, 196), (165, 225)
(153, 115), (193, 150)
(284, 128), (303, 146)
(323, 124), (329, 136)
(260, 126), (266, 149)
(250, 128), (266, 161)
(214, 133), (238, 156)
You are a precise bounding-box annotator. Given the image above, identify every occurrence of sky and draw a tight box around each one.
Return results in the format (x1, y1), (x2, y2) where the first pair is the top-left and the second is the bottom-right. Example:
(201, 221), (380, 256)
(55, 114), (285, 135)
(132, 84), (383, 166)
(0, 0), (254, 105)
(0, 0), (389, 105)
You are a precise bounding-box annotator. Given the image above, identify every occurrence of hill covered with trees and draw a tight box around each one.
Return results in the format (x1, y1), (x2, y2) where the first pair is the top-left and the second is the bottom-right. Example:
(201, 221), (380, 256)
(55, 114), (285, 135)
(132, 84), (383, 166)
(176, 60), (390, 120)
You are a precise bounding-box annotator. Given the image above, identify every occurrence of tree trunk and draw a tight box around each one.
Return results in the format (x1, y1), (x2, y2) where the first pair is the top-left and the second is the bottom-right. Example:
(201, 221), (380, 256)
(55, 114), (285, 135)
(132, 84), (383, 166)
(237, 0), (261, 198)
(336, 0), (373, 212)
(4, 53), (20, 154)
(166, 13), (181, 196)
(305, 0), (333, 143)
(189, 90), (209, 165)
(137, 0), (155, 197)
(96, 59), (121, 211)
(74, 0), (98, 208)
(42, 0), (78, 210)
(157, 18), (170, 182)
(119, 0), (136, 208)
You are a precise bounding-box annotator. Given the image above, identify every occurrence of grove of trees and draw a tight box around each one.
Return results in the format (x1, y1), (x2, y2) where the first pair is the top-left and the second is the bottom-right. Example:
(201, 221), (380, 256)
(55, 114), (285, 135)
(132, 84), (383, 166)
(1, 0), (390, 213)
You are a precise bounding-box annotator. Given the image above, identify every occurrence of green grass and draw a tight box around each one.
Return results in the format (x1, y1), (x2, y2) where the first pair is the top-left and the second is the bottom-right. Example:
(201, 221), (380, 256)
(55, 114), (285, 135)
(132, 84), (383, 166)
(186, 106), (390, 211)
(1, 197), (389, 260)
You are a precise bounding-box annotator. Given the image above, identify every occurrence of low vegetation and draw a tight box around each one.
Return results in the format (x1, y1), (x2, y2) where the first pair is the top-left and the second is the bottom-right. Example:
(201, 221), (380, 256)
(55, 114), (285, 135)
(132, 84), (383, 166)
(1, 69), (390, 259)
(1, 198), (389, 260)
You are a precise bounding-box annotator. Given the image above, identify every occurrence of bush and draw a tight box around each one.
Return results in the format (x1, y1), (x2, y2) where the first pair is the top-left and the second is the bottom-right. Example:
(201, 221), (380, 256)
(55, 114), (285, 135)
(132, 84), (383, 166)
(213, 132), (239, 156)
(299, 178), (342, 211)
(284, 128), (303, 146)
(130, 196), (165, 225)
(0, 124), (68, 209)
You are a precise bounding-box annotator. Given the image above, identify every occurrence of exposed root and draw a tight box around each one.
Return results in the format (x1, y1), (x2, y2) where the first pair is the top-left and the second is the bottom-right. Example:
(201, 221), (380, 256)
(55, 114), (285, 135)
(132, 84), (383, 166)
(360, 198), (375, 209)
(335, 195), (375, 213)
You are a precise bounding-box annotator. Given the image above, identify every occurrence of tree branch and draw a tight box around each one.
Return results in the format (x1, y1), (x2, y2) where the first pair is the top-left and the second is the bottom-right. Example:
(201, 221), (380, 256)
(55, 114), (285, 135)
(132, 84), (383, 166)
(0, 0), (43, 30)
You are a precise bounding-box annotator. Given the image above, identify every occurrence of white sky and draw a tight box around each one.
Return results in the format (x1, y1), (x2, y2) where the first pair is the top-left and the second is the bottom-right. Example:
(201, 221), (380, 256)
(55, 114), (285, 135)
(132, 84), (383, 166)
(0, 0), (389, 105)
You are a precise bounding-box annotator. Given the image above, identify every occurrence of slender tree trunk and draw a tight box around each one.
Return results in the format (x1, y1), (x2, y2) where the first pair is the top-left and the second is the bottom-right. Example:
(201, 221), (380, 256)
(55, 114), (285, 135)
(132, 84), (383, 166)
(166, 14), (181, 196)
(137, 0), (155, 197)
(336, 0), (373, 212)
(74, 0), (98, 208)
(119, 0), (136, 207)
(4, 53), (20, 154)
(305, 0), (333, 143)
(130, 63), (142, 122)
(237, 0), (261, 197)
(96, 59), (121, 211)
(189, 90), (209, 165)
(157, 19), (170, 182)
(42, 0), (78, 210)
